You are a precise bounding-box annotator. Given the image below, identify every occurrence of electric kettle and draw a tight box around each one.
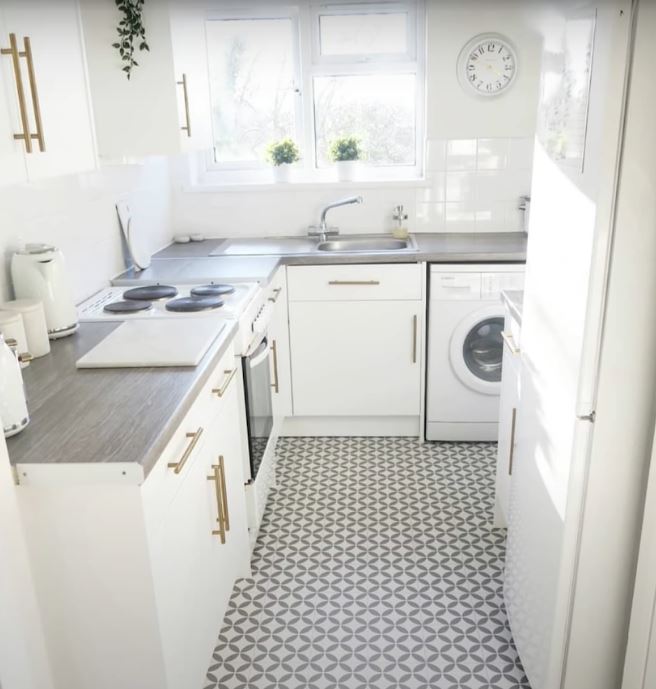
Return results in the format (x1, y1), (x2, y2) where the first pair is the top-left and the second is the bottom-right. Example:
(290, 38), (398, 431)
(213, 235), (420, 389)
(0, 335), (29, 438)
(11, 244), (78, 339)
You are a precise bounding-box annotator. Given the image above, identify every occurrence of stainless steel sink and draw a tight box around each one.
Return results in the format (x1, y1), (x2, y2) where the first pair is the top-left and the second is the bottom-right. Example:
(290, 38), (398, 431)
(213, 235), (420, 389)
(317, 235), (417, 253)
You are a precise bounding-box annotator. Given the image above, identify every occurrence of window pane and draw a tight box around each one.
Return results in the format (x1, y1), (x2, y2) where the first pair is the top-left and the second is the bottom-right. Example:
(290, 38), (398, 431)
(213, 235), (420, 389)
(206, 18), (297, 164)
(314, 74), (416, 166)
(319, 12), (408, 56)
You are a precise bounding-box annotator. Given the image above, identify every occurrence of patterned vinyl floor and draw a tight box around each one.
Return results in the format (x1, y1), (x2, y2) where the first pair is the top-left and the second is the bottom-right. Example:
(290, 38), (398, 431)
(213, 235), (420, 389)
(205, 438), (530, 689)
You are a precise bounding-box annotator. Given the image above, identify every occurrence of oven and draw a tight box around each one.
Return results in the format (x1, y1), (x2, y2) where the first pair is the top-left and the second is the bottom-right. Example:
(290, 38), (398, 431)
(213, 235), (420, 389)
(241, 331), (274, 482)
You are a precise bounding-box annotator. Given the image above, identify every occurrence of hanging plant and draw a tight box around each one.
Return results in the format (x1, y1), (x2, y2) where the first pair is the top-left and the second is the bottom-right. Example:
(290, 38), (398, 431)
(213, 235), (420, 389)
(112, 0), (149, 80)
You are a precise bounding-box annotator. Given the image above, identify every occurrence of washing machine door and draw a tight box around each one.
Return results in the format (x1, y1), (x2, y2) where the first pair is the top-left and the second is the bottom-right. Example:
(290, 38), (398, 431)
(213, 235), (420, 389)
(449, 305), (504, 395)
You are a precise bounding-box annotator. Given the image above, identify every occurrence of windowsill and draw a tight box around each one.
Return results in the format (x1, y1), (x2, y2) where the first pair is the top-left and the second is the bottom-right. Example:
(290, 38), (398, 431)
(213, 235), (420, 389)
(181, 178), (429, 193)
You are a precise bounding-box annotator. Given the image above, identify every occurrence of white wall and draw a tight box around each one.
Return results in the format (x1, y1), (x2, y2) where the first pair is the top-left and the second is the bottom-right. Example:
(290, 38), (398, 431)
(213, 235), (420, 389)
(0, 158), (173, 304)
(171, 0), (542, 237)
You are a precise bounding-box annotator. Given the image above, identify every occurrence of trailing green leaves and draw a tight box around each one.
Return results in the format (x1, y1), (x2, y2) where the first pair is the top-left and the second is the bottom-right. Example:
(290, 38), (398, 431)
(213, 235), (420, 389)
(112, 0), (149, 80)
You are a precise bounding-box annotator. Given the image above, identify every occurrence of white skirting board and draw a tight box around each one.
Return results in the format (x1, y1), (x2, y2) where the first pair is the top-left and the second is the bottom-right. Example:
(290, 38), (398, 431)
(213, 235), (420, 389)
(281, 416), (421, 438)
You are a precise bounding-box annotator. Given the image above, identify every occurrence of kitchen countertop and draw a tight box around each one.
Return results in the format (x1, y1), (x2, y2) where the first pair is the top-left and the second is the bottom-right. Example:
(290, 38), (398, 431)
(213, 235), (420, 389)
(6, 320), (238, 477)
(146, 232), (527, 269)
(502, 290), (524, 325)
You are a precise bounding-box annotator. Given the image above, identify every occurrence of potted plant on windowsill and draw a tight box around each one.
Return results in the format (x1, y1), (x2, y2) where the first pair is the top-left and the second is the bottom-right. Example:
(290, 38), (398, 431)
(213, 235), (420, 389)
(329, 136), (362, 182)
(267, 139), (301, 183)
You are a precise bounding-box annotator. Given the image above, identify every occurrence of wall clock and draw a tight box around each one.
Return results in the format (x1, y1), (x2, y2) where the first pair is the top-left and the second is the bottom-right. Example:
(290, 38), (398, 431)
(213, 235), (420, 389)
(458, 33), (518, 97)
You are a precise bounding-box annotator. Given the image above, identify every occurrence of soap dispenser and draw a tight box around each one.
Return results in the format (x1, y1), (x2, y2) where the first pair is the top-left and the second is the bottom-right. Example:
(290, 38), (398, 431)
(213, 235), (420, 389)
(0, 334), (29, 437)
(392, 204), (409, 240)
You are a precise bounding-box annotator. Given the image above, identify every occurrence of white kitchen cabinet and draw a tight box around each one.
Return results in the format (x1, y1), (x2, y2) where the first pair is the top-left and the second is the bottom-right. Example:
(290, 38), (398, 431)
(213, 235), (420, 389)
(17, 342), (250, 689)
(289, 299), (422, 417)
(0, 0), (96, 182)
(79, 0), (211, 161)
(268, 267), (292, 423)
(494, 305), (521, 527)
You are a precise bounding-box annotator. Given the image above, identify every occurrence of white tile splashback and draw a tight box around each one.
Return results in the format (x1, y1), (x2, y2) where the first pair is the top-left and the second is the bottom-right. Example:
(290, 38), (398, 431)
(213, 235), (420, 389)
(0, 158), (172, 304)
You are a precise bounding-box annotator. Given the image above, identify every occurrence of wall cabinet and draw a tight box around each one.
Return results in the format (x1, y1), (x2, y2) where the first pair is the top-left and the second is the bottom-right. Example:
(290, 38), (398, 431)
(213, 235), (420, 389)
(287, 264), (423, 418)
(494, 305), (521, 527)
(0, 0), (96, 184)
(17, 341), (250, 689)
(79, 0), (212, 161)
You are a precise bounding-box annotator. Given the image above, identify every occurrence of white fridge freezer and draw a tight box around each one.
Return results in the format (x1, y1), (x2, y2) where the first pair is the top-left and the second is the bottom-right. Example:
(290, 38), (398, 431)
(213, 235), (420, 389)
(504, 2), (656, 689)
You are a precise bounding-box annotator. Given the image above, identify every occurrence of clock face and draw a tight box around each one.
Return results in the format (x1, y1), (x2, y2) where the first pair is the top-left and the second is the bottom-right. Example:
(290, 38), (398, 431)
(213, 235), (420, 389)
(459, 34), (517, 97)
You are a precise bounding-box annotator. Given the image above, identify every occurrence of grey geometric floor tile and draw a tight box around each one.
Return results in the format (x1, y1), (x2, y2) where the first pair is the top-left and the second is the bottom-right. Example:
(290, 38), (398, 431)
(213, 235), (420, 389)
(204, 438), (531, 688)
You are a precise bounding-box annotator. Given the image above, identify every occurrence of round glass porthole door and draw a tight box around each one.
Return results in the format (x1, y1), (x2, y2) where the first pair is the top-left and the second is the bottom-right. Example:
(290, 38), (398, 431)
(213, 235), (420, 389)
(449, 306), (505, 395)
(462, 317), (504, 382)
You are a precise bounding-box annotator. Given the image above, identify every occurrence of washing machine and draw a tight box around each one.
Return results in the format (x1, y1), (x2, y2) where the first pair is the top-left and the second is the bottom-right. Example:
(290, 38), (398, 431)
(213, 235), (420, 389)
(426, 264), (525, 441)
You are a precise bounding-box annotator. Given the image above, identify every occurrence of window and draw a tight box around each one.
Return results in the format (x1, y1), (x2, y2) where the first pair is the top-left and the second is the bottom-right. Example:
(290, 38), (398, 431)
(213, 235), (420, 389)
(204, 2), (425, 179)
(206, 14), (301, 167)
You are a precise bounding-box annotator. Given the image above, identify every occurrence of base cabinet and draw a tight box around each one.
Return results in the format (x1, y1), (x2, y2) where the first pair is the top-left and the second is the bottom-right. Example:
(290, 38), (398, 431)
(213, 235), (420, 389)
(287, 263), (424, 419)
(17, 342), (250, 689)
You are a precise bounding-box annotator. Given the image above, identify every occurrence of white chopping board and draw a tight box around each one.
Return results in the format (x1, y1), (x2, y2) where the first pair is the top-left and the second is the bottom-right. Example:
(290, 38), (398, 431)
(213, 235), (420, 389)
(76, 319), (227, 368)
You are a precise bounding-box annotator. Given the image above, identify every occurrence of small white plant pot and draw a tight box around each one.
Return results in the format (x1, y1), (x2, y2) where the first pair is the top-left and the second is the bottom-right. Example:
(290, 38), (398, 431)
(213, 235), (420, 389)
(335, 160), (360, 182)
(272, 164), (293, 183)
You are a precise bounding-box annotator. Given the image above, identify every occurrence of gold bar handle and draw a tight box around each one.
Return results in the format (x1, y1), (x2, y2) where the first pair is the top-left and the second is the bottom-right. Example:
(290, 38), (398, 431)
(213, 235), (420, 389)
(218, 455), (230, 533)
(270, 339), (280, 394)
(167, 427), (204, 474)
(268, 287), (282, 303)
(21, 36), (45, 152)
(207, 457), (227, 544)
(212, 368), (237, 397)
(412, 314), (418, 364)
(508, 407), (517, 475)
(501, 331), (520, 356)
(176, 73), (191, 137)
(328, 280), (380, 286)
(1, 33), (32, 153)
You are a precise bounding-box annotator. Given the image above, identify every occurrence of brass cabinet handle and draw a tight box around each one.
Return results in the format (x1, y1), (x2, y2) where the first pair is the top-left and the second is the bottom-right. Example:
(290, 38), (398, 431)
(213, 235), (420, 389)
(176, 73), (191, 137)
(1, 34), (33, 153)
(412, 314), (418, 364)
(212, 368), (237, 397)
(328, 280), (380, 286)
(508, 408), (517, 475)
(501, 331), (520, 356)
(167, 427), (204, 474)
(268, 287), (282, 303)
(22, 36), (45, 152)
(207, 456), (229, 544)
(270, 339), (280, 394)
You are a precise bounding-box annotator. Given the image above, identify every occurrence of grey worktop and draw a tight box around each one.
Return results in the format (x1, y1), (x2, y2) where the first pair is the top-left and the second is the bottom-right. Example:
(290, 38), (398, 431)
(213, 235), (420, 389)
(144, 232), (527, 273)
(6, 320), (238, 477)
(113, 255), (282, 286)
(502, 290), (524, 325)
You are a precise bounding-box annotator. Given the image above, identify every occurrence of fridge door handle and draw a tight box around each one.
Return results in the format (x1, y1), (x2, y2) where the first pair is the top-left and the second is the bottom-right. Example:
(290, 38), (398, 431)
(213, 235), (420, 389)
(577, 411), (596, 423)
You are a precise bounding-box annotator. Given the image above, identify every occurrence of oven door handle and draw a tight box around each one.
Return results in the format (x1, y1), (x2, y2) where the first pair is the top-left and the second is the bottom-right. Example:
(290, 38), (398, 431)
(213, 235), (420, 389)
(248, 337), (270, 368)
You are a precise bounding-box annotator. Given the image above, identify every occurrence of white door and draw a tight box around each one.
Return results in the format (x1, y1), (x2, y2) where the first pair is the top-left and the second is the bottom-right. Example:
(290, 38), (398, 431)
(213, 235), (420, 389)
(2, 0), (95, 180)
(290, 300), (421, 417)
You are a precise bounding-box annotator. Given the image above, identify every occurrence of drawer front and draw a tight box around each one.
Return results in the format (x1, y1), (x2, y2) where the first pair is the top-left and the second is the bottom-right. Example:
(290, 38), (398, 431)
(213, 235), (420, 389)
(287, 264), (423, 301)
(142, 342), (236, 537)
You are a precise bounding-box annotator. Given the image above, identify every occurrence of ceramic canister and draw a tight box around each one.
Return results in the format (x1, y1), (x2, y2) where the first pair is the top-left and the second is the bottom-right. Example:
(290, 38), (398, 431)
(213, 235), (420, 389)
(0, 311), (30, 367)
(0, 299), (50, 358)
(0, 334), (29, 438)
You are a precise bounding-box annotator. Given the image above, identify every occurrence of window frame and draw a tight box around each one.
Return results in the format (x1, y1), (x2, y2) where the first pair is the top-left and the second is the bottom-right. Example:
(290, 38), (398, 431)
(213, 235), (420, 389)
(203, 1), (425, 183)
(203, 6), (305, 171)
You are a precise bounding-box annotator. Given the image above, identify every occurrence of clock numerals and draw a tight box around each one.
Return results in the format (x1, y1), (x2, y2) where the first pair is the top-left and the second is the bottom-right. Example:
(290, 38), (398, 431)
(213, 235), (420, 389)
(460, 34), (516, 97)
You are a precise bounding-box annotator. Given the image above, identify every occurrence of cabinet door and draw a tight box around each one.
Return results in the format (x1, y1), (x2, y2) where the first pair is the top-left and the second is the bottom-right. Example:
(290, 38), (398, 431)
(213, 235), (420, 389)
(289, 300), (422, 417)
(168, 1), (213, 152)
(269, 270), (292, 422)
(0, 8), (27, 185)
(2, 0), (96, 180)
(494, 337), (520, 527)
(150, 375), (249, 689)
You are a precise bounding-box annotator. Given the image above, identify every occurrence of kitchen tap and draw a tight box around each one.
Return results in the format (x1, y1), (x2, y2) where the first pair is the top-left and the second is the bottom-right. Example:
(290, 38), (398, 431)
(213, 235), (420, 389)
(308, 195), (364, 242)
